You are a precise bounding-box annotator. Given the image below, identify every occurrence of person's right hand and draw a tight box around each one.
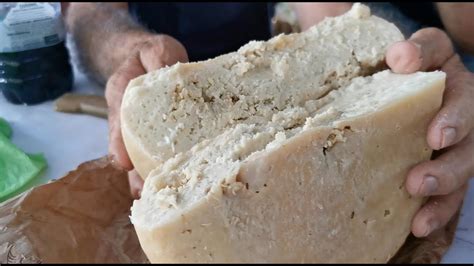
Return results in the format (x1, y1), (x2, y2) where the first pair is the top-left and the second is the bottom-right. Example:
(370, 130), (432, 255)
(386, 28), (474, 238)
(105, 34), (188, 199)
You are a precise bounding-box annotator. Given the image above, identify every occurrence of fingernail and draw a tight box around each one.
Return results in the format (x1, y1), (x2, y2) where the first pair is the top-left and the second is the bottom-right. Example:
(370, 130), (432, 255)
(423, 220), (440, 237)
(441, 127), (456, 149)
(419, 176), (439, 196)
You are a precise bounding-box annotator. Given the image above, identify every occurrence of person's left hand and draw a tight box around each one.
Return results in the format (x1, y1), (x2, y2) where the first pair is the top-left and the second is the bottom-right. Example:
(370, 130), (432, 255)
(386, 27), (474, 237)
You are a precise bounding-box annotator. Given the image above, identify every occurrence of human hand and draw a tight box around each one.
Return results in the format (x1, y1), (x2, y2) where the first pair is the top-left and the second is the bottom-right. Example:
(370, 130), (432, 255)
(386, 28), (474, 237)
(105, 34), (188, 199)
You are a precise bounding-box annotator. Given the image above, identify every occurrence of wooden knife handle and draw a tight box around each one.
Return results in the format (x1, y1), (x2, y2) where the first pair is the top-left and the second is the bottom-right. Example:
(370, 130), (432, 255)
(54, 93), (108, 119)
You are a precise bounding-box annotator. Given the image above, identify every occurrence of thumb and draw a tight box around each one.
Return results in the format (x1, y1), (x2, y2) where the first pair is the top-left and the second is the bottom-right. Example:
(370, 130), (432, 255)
(138, 35), (189, 72)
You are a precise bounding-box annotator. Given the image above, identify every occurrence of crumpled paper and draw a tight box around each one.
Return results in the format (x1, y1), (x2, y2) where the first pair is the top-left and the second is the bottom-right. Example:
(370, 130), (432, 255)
(0, 157), (148, 263)
(0, 157), (459, 263)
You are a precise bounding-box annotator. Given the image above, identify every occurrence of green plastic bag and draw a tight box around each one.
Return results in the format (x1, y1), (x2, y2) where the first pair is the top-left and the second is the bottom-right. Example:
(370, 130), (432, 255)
(0, 118), (12, 138)
(0, 118), (47, 201)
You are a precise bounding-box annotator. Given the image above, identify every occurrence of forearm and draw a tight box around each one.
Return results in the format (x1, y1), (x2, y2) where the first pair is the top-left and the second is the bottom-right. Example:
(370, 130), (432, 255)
(65, 3), (153, 84)
(291, 2), (352, 31)
(436, 3), (474, 55)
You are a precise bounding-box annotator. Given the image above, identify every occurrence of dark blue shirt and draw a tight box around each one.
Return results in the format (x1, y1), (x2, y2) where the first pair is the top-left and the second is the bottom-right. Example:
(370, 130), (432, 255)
(129, 2), (275, 62)
(128, 3), (450, 63)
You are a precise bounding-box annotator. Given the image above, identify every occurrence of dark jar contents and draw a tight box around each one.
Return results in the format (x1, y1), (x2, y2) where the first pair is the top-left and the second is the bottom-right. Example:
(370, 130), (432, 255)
(0, 41), (73, 105)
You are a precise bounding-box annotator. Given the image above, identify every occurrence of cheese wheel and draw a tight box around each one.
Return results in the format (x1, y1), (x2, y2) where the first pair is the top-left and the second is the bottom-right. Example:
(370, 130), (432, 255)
(122, 4), (446, 263)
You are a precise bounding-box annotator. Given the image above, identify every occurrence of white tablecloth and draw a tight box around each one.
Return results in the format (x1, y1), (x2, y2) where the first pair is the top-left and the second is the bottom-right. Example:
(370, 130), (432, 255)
(0, 46), (472, 263)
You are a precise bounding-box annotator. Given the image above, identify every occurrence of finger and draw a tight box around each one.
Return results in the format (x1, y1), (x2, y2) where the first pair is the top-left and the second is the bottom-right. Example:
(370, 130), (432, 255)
(386, 27), (454, 73)
(105, 54), (146, 106)
(109, 115), (134, 171)
(105, 55), (146, 170)
(386, 40), (423, 74)
(139, 35), (189, 72)
(128, 170), (144, 199)
(139, 40), (168, 72)
(411, 185), (468, 237)
(406, 131), (474, 197)
(105, 55), (146, 115)
(427, 55), (474, 150)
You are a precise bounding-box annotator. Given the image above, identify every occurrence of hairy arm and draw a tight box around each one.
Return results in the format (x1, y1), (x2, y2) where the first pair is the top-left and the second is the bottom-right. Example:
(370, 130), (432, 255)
(290, 2), (353, 31)
(64, 3), (188, 199)
(436, 3), (474, 55)
(64, 3), (153, 84)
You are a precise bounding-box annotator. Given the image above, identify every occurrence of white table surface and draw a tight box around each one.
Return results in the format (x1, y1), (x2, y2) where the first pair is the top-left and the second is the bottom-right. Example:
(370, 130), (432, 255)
(0, 59), (108, 187)
(0, 45), (472, 263)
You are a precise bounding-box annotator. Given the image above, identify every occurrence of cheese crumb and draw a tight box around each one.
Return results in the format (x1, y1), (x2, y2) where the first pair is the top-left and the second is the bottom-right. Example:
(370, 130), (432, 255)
(349, 3), (370, 19)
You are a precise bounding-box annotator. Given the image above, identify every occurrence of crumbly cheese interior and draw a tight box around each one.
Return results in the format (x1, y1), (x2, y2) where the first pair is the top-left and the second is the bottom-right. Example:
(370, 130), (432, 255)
(132, 70), (446, 228)
(121, 4), (404, 169)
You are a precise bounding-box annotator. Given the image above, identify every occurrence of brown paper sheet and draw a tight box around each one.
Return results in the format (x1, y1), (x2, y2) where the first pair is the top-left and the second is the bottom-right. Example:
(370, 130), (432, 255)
(0, 157), (459, 263)
(0, 157), (148, 263)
